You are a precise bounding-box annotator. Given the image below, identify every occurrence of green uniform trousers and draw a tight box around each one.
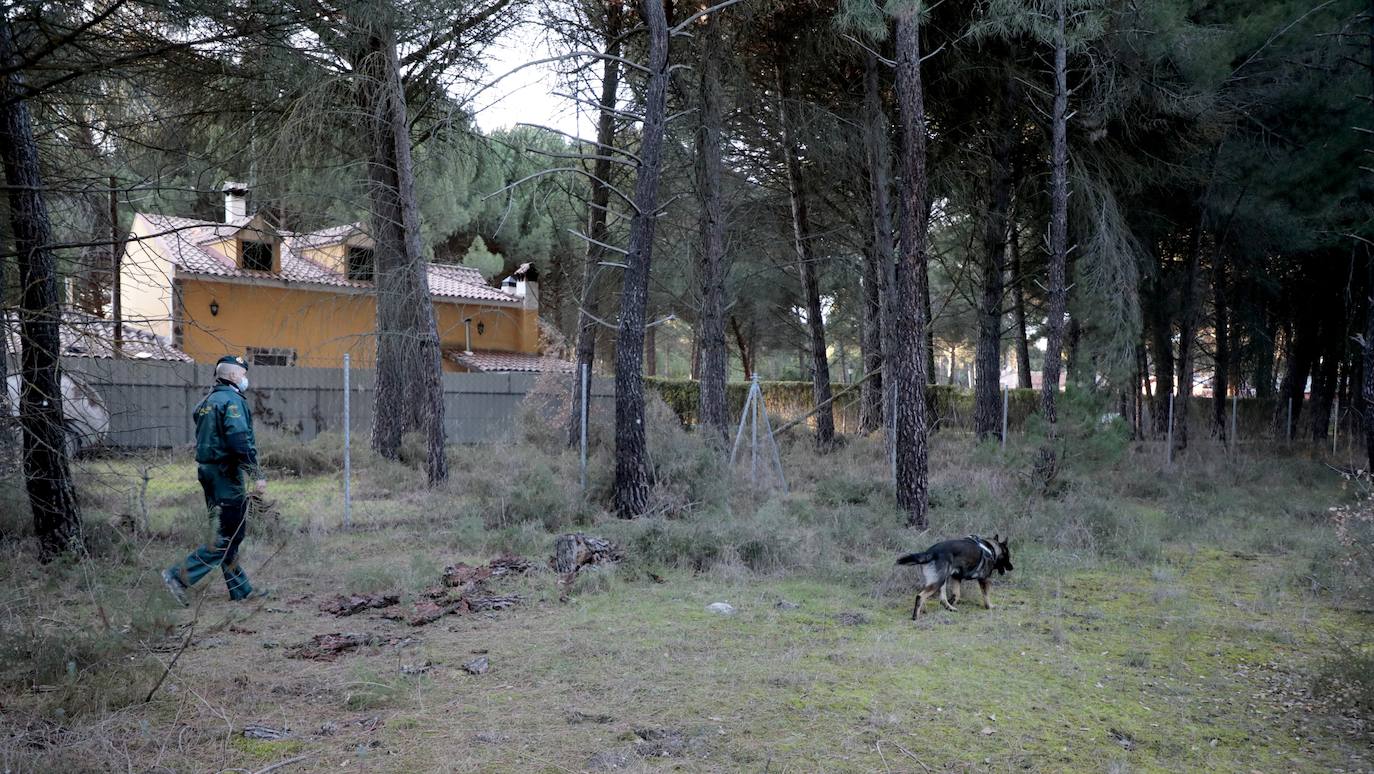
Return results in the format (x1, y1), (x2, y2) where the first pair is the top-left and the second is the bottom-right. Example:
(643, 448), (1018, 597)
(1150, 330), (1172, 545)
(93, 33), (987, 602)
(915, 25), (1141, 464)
(167, 464), (254, 600)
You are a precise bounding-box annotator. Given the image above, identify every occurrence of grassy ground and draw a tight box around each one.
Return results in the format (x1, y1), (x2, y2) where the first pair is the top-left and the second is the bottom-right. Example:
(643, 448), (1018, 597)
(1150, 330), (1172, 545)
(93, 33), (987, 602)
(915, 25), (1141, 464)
(1, 407), (1371, 772)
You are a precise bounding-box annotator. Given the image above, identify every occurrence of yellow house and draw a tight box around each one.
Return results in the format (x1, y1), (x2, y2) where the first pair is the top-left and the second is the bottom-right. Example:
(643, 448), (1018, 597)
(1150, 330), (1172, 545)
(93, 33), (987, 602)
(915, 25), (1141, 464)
(120, 184), (570, 373)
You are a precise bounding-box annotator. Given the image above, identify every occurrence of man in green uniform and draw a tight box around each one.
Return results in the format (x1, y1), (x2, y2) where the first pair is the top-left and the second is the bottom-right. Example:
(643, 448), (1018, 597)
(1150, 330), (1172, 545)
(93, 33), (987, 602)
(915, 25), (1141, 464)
(162, 355), (268, 604)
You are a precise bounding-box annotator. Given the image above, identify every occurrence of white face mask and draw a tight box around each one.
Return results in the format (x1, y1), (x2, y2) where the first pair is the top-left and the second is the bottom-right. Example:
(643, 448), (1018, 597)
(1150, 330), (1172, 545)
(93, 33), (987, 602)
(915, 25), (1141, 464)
(237, 376), (249, 392)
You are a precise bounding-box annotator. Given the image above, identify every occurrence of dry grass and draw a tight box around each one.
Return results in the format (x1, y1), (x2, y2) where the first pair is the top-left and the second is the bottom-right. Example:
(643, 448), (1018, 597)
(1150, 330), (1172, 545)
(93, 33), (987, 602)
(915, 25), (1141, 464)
(1, 402), (1370, 772)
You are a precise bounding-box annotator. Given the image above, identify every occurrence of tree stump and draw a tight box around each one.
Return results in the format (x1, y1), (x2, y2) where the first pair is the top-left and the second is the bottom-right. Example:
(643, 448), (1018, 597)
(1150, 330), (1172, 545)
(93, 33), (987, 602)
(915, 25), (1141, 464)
(551, 533), (623, 600)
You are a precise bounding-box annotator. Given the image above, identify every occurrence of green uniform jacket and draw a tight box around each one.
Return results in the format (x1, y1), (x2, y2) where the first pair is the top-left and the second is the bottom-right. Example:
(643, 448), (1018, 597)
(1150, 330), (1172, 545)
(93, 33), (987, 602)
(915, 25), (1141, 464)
(193, 383), (261, 482)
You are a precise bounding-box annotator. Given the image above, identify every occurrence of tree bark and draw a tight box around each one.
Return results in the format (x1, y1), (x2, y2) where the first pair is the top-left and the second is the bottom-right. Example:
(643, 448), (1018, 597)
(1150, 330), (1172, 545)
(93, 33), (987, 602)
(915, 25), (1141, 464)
(1281, 298), (1318, 439)
(1175, 218), (1205, 451)
(644, 318), (657, 376)
(109, 177), (125, 357)
(776, 56), (836, 450)
(695, 11), (729, 437)
(1309, 278), (1346, 441)
(893, 9), (931, 528)
(355, 12), (447, 484)
(1010, 216), (1033, 389)
(612, 0), (670, 519)
(0, 14), (84, 556)
(1147, 268), (1175, 437)
(862, 51), (897, 442)
(1365, 247), (1374, 467)
(1065, 318), (1082, 383)
(569, 1), (623, 447)
(974, 59), (1017, 441)
(1212, 249), (1229, 439)
(1036, 0), (1070, 483)
(1365, 0), (1374, 470)
(731, 315), (753, 380)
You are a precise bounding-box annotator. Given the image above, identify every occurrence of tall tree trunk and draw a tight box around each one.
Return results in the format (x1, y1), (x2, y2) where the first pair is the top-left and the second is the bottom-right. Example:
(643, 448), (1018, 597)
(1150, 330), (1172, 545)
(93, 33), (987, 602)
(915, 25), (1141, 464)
(974, 58), (1017, 442)
(893, 8), (931, 528)
(1147, 272), (1175, 436)
(1010, 217), (1033, 389)
(776, 57), (836, 450)
(1281, 298), (1318, 439)
(695, 12), (729, 437)
(1175, 218), (1205, 451)
(1365, 247), (1374, 466)
(549, 247), (566, 338)
(356, 14), (447, 484)
(731, 315), (753, 380)
(859, 231), (885, 433)
(612, 0), (670, 519)
(110, 177), (124, 357)
(1365, 0), (1374, 469)
(1309, 277), (1346, 441)
(862, 50), (897, 443)
(569, 1), (623, 447)
(1212, 249), (1230, 439)
(1036, 0), (1070, 483)
(644, 318), (657, 376)
(0, 14), (83, 556)
(1134, 342), (1149, 438)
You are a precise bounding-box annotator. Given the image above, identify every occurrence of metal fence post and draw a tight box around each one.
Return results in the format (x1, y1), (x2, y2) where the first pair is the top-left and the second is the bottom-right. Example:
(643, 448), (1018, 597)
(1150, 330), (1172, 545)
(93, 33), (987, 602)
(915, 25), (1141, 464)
(343, 353), (351, 529)
(750, 377), (759, 486)
(1166, 393), (1174, 466)
(580, 363), (590, 493)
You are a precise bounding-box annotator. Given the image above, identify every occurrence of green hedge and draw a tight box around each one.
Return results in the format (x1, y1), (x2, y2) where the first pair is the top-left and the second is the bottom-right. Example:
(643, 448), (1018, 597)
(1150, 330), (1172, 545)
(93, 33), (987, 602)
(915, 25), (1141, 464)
(646, 377), (1041, 434)
(646, 378), (1299, 439)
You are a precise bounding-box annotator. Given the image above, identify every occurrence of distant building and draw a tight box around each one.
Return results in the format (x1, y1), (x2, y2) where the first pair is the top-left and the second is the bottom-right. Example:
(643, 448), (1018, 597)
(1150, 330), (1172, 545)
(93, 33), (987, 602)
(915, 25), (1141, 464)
(119, 182), (568, 373)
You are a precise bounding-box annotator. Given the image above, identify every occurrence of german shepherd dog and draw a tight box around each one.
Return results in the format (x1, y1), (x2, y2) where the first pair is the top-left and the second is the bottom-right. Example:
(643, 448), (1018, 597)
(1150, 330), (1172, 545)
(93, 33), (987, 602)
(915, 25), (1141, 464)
(896, 535), (1012, 620)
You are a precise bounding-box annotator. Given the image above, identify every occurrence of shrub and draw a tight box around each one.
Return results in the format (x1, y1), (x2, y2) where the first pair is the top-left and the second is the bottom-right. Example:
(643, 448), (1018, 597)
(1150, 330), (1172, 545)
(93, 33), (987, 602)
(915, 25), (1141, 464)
(259, 431), (347, 476)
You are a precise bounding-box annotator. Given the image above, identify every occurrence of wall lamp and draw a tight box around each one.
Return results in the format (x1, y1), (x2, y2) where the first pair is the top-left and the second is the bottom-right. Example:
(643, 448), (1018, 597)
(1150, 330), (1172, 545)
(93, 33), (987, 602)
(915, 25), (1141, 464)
(209, 299), (220, 317)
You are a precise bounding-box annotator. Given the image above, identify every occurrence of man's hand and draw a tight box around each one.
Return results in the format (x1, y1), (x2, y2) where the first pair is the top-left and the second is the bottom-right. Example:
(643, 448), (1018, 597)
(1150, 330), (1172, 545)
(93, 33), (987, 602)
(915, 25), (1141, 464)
(254, 478), (268, 497)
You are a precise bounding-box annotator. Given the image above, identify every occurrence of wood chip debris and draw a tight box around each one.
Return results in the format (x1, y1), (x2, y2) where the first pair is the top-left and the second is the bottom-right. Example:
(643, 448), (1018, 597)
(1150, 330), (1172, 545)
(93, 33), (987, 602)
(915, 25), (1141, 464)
(242, 724), (292, 741)
(319, 593), (400, 617)
(286, 632), (417, 661)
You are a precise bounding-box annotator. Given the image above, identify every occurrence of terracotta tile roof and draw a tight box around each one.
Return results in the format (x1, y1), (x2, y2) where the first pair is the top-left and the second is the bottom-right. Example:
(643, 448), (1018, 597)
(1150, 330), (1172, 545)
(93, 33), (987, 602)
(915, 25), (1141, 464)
(4, 310), (192, 362)
(446, 349), (574, 374)
(138, 213), (518, 305)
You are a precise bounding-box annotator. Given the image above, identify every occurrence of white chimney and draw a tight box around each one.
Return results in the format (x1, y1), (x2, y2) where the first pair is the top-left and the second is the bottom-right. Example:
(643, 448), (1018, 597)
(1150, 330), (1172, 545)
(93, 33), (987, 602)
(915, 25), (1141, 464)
(504, 262), (539, 309)
(222, 181), (248, 222)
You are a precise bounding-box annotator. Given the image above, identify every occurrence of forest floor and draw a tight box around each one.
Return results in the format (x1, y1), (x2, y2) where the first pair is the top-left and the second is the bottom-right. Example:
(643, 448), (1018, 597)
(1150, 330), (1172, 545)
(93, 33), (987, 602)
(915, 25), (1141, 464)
(1, 417), (1372, 772)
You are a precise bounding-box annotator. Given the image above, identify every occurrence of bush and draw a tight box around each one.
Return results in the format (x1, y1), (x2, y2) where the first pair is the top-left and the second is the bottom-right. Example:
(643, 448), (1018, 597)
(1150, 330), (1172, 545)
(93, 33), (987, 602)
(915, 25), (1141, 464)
(259, 431), (346, 476)
(1313, 646), (1374, 718)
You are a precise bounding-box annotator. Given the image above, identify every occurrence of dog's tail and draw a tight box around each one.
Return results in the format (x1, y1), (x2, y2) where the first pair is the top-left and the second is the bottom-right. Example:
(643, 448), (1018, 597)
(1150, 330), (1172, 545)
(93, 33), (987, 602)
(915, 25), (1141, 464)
(895, 551), (934, 565)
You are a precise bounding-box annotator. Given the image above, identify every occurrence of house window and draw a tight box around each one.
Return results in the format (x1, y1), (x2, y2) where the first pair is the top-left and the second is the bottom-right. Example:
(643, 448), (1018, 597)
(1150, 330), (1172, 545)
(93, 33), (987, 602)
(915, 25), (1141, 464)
(247, 346), (295, 367)
(347, 246), (374, 282)
(241, 240), (274, 272)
